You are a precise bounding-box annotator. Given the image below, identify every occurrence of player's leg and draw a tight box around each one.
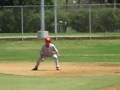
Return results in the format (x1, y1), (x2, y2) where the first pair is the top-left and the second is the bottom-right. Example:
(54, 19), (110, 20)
(52, 54), (60, 70)
(32, 56), (43, 70)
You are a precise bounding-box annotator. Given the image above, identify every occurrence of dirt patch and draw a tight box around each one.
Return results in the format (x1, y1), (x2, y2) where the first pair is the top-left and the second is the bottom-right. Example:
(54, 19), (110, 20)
(101, 85), (120, 90)
(0, 62), (120, 77)
(0, 62), (120, 90)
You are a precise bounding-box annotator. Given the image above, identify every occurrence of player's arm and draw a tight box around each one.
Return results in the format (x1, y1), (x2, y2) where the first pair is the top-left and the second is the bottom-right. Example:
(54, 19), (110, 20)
(57, 52), (60, 57)
(53, 44), (60, 57)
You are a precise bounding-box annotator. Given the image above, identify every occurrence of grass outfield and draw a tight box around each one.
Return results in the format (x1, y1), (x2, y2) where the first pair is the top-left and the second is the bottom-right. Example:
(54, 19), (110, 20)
(0, 40), (120, 90)
(0, 74), (120, 90)
(0, 40), (120, 62)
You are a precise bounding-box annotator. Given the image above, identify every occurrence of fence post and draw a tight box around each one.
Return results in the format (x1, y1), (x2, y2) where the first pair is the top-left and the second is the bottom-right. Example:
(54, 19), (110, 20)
(37, 0), (49, 39)
(54, 0), (58, 40)
(89, 3), (92, 40)
(21, 6), (24, 41)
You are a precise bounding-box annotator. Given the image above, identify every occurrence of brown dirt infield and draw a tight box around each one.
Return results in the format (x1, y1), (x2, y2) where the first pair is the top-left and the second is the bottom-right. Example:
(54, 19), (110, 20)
(0, 62), (120, 76)
(0, 62), (120, 90)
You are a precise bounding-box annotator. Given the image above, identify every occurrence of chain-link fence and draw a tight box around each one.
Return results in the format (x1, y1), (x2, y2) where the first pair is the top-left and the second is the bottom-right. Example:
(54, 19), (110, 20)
(0, 4), (120, 40)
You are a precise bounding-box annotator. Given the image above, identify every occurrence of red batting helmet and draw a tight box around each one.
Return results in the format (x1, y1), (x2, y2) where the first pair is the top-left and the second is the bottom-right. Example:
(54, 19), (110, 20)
(45, 37), (51, 43)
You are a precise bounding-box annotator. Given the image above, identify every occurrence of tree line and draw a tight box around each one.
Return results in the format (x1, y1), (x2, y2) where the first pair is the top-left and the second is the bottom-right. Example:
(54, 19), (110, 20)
(0, 6), (120, 33)
(0, 0), (120, 33)
(0, 0), (53, 6)
(0, 0), (120, 6)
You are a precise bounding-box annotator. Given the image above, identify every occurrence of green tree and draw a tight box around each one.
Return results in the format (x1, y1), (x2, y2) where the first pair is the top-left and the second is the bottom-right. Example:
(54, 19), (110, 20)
(0, 0), (13, 6)
(0, 0), (54, 6)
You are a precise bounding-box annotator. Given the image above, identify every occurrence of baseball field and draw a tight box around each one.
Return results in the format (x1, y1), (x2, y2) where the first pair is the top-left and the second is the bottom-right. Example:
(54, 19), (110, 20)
(0, 40), (120, 90)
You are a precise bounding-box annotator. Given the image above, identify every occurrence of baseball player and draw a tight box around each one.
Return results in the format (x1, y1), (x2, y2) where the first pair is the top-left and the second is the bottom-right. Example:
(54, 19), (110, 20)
(32, 37), (61, 71)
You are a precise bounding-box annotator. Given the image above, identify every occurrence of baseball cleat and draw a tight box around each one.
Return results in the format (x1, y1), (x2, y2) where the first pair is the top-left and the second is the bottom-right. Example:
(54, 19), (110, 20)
(32, 67), (38, 71)
(56, 67), (60, 71)
(41, 58), (45, 62)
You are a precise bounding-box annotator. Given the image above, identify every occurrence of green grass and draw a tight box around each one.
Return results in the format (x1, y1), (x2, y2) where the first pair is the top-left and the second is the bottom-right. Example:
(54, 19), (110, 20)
(0, 40), (120, 62)
(0, 40), (120, 90)
(0, 74), (120, 90)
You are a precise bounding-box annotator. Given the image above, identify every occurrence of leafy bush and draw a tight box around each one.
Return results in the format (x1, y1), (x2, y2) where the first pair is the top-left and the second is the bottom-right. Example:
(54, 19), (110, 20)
(0, 7), (120, 33)
(92, 8), (120, 32)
